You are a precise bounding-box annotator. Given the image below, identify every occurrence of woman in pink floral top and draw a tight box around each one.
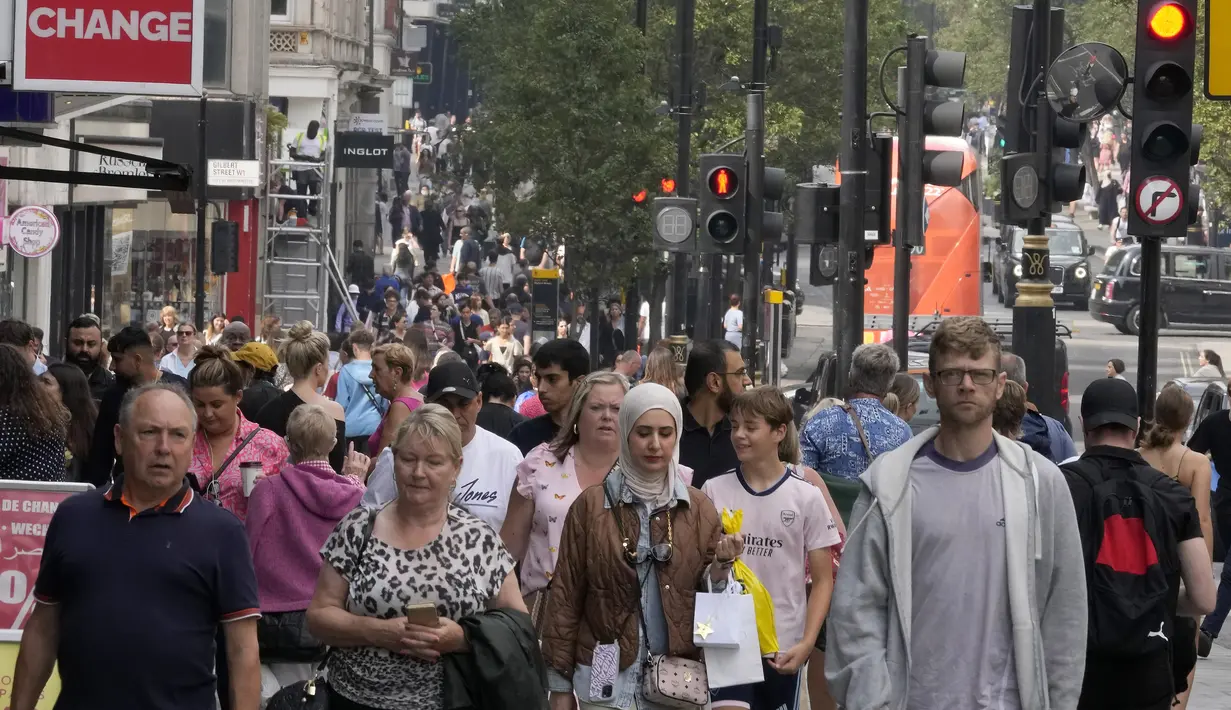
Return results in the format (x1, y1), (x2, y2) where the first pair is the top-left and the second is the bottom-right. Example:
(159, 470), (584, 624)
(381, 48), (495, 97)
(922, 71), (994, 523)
(187, 346), (288, 521)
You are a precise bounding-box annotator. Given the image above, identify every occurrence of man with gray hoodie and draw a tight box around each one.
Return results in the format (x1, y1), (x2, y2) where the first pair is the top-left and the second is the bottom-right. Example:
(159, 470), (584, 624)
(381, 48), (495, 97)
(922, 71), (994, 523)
(826, 316), (1088, 710)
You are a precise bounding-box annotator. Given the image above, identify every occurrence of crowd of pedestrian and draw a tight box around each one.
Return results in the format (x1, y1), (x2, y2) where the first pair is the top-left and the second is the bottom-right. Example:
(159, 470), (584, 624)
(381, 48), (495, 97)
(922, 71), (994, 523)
(1, 310), (1229, 710)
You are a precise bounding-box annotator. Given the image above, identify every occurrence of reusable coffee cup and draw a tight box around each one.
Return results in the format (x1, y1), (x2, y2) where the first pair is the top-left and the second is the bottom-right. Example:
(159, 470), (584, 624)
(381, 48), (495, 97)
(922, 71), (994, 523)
(240, 462), (262, 497)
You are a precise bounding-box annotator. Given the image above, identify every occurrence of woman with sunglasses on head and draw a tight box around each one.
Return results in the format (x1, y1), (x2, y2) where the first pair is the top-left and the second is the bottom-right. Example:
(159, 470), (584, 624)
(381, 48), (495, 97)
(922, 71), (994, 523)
(541, 383), (743, 710)
(500, 372), (630, 629)
(703, 386), (843, 710)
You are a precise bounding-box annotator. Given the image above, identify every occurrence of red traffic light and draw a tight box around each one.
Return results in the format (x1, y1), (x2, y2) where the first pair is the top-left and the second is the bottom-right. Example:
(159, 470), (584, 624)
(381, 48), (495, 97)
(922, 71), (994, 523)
(708, 167), (739, 199)
(660, 178), (676, 194)
(1147, 2), (1191, 40)
(632, 189), (648, 203)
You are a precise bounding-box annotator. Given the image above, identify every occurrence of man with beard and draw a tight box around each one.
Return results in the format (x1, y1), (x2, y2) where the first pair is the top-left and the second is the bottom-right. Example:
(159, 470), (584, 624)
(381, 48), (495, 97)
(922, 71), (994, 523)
(83, 327), (189, 488)
(826, 316), (1088, 710)
(680, 339), (752, 488)
(66, 315), (114, 401)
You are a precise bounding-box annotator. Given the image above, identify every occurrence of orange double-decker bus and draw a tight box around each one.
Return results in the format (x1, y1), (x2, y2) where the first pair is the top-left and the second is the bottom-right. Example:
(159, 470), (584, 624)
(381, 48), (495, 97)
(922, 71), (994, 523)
(864, 136), (983, 317)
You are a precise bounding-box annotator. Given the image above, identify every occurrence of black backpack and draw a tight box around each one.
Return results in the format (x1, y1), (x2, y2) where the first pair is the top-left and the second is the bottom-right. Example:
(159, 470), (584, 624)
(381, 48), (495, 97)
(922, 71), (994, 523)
(1063, 459), (1178, 661)
(460, 238), (481, 271)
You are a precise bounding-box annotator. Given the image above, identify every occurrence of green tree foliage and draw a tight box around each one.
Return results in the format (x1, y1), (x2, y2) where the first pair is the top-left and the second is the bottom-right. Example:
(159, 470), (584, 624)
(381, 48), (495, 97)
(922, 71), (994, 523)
(453, 0), (672, 291)
(644, 0), (910, 181)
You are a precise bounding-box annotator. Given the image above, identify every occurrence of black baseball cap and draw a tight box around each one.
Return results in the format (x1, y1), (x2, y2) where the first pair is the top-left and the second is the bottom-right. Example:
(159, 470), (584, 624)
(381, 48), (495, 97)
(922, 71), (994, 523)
(1081, 377), (1139, 430)
(423, 361), (479, 403)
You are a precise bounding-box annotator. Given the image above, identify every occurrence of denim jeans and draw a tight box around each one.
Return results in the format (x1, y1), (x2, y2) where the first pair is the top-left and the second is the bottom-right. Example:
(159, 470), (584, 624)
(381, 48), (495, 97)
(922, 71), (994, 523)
(1200, 544), (1231, 637)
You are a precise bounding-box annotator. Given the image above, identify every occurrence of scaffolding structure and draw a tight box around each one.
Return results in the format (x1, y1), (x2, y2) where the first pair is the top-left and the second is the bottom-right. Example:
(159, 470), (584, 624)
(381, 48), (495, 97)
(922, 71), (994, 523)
(263, 148), (356, 332)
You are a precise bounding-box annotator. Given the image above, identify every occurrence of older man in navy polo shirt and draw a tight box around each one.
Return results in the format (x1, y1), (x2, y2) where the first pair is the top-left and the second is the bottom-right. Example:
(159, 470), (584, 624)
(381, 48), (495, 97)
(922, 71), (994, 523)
(12, 383), (262, 710)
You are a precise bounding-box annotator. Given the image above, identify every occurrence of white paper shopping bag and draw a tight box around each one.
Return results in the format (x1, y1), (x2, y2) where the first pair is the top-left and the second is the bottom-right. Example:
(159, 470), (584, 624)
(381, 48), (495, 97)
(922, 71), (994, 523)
(703, 590), (764, 689)
(693, 575), (745, 648)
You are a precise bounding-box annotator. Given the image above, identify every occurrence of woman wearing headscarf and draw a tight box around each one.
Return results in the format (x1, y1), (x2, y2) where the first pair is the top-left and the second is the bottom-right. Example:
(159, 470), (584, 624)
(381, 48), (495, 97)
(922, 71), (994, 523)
(541, 383), (744, 710)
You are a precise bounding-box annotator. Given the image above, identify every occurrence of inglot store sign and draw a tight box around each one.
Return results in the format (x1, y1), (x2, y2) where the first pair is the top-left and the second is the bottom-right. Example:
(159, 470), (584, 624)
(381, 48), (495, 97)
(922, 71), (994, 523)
(335, 132), (394, 169)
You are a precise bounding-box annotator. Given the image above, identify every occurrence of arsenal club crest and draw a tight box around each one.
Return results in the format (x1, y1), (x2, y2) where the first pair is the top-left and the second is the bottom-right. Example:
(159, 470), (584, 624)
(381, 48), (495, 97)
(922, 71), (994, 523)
(780, 510), (796, 527)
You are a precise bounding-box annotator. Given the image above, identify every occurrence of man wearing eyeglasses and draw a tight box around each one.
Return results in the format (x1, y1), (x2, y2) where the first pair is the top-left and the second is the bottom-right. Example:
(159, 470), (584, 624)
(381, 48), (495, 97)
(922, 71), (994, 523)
(159, 324), (199, 379)
(827, 316), (1088, 710)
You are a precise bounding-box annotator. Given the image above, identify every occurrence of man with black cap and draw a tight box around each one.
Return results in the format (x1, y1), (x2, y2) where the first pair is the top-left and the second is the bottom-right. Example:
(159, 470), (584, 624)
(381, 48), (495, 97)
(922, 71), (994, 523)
(362, 361), (524, 533)
(83, 326), (189, 487)
(1061, 378), (1216, 710)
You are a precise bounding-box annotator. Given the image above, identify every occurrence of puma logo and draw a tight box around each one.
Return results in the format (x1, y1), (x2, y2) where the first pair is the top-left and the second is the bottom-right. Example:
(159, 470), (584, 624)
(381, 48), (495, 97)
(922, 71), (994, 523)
(1148, 622), (1168, 643)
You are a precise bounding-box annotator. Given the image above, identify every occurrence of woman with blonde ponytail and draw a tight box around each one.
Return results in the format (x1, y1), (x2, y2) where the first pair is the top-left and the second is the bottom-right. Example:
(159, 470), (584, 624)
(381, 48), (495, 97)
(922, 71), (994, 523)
(882, 372), (920, 422)
(254, 321), (349, 472)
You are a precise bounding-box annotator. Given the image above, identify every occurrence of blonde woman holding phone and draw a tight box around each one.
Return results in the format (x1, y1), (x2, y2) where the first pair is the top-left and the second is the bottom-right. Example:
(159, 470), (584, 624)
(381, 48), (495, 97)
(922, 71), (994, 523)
(308, 406), (526, 710)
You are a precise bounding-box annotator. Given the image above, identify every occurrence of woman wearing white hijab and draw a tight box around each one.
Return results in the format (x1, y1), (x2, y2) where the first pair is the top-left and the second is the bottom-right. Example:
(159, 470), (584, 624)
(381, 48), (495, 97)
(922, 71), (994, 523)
(541, 383), (745, 710)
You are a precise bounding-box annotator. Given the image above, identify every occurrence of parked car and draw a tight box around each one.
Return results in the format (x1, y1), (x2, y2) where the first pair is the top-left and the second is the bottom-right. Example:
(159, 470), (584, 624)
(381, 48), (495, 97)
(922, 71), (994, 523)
(789, 318), (1073, 432)
(1089, 244), (1231, 335)
(993, 223), (1096, 308)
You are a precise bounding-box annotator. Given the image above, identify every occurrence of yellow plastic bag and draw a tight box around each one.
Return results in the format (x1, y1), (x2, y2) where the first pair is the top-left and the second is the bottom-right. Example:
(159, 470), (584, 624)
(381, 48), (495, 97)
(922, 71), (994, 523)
(722, 508), (779, 655)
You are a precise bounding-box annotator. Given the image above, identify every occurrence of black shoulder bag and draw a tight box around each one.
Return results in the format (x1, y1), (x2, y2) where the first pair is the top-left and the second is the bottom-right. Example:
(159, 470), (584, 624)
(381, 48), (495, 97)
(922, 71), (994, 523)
(264, 508), (379, 710)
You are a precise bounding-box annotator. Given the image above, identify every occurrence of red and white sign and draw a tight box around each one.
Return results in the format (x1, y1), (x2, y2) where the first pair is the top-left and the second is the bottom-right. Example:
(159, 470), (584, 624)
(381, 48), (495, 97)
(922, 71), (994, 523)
(0, 484), (90, 640)
(13, 0), (203, 95)
(1134, 175), (1185, 226)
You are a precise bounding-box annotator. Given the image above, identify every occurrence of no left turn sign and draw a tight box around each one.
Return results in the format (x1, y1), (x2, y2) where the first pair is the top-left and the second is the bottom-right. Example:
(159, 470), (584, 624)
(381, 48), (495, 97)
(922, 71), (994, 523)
(1135, 175), (1184, 225)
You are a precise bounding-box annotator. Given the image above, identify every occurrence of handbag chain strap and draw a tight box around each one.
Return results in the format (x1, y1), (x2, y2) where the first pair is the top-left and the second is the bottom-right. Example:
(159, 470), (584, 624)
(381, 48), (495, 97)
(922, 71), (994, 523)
(204, 429), (261, 501)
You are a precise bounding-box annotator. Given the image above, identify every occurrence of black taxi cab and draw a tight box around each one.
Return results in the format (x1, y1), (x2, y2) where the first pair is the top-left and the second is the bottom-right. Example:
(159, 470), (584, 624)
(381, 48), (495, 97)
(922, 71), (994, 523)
(1089, 244), (1231, 335)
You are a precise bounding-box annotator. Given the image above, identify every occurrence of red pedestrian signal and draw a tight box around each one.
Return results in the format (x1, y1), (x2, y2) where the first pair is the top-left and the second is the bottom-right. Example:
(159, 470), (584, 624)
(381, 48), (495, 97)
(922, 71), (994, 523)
(632, 189), (648, 203)
(1147, 2), (1191, 40)
(660, 178), (676, 194)
(708, 167), (738, 199)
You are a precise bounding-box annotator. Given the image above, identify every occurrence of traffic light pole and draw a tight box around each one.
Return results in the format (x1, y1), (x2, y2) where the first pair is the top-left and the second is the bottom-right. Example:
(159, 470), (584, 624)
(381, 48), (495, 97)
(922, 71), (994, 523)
(835, 0), (868, 395)
(669, 0), (695, 340)
(626, 0), (647, 347)
(741, 0), (769, 379)
(893, 43), (925, 369)
(1136, 237), (1162, 419)
(1011, 0), (1059, 418)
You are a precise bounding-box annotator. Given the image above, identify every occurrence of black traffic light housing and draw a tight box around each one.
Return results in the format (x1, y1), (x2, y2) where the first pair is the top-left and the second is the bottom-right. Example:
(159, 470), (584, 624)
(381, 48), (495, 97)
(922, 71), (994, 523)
(865, 133), (894, 245)
(211, 220), (240, 274)
(762, 166), (787, 246)
(697, 153), (744, 254)
(652, 197), (698, 253)
(795, 182), (841, 245)
(1001, 5), (1084, 225)
(899, 36), (966, 249)
(1129, 0), (1198, 238)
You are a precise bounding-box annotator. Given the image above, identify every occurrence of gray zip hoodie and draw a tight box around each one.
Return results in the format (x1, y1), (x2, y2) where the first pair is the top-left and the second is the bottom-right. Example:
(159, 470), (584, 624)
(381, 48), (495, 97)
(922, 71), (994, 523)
(825, 428), (1088, 710)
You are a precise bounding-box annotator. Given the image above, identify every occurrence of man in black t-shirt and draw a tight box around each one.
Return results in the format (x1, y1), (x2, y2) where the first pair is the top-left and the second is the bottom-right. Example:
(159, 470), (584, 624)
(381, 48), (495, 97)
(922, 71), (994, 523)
(84, 327), (188, 488)
(1063, 379), (1215, 710)
(507, 339), (590, 454)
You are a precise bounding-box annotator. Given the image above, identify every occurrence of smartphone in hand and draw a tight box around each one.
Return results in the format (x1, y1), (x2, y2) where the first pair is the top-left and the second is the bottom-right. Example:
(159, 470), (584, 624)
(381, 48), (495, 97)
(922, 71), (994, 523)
(404, 602), (440, 627)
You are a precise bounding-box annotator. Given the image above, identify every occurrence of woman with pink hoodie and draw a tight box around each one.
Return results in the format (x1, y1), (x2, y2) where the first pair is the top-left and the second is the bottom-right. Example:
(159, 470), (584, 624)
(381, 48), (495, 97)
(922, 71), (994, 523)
(246, 404), (370, 703)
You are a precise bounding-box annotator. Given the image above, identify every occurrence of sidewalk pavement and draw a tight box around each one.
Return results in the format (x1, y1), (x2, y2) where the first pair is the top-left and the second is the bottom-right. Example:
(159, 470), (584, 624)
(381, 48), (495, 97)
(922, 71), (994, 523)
(782, 301), (833, 388)
(1190, 634), (1231, 709)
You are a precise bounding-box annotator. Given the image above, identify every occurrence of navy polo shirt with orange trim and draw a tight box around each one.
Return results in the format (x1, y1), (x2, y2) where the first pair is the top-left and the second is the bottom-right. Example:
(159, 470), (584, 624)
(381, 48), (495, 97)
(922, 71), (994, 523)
(34, 478), (260, 710)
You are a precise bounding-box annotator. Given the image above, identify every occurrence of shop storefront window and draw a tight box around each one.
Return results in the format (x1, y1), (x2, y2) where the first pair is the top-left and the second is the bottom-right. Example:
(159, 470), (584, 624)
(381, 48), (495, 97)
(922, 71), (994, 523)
(104, 203), (224, 334)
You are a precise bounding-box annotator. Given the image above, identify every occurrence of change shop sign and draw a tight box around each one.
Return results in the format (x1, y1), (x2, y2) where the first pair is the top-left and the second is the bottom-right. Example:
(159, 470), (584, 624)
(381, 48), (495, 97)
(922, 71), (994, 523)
(14, 0), (204, 95)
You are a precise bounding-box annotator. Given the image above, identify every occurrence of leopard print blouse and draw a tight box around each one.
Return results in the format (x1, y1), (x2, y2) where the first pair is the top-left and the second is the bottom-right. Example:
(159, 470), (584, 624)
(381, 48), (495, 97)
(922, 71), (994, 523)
(320, 505), (514, 709)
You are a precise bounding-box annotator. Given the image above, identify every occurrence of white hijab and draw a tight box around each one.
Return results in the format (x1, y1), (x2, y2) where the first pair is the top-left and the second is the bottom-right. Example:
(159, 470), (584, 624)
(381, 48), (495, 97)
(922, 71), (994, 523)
(618, 383), (683, 510)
